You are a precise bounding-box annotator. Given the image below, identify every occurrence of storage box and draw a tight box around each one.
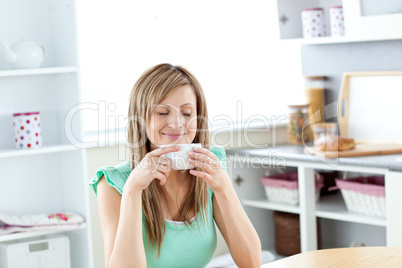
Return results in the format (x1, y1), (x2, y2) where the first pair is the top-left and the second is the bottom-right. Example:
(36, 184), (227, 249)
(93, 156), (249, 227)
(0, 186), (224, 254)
(335, 176), (386, 217)
(260, 172), (323, 205)
(0, 236), (71, 268)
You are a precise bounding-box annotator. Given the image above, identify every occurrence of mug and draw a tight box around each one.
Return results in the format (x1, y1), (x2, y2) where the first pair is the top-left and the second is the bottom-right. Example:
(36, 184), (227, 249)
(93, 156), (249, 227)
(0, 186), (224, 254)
(161, 143), (202, 170)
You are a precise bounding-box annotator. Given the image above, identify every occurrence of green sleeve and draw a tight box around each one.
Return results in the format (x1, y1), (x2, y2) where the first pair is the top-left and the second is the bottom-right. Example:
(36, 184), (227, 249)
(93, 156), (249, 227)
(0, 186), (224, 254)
(88, 162), (131, 196)
(210, 146), (227, 173)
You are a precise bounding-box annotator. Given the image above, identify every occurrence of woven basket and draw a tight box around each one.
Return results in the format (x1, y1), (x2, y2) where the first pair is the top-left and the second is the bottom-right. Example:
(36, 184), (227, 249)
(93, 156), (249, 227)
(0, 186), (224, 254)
(273, 211), (321, 256)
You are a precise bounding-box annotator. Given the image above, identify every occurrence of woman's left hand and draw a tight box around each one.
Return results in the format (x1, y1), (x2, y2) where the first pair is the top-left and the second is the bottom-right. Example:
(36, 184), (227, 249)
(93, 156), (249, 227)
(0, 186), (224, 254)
(187, 147), (231, 193)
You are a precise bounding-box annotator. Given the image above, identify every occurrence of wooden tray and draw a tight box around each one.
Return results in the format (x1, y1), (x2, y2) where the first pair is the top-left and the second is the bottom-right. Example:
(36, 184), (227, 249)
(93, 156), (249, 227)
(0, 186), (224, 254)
(338, 71), (402, 143)
(304, 142), (402, 158)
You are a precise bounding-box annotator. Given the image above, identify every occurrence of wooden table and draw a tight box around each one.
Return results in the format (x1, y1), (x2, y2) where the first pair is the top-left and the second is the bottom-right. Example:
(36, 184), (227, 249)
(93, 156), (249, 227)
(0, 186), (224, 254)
(261, 247), (402, 268)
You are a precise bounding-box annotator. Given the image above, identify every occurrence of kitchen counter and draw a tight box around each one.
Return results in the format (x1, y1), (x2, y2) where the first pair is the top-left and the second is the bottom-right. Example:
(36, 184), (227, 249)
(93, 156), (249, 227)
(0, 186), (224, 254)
(225, 145), (402, 172)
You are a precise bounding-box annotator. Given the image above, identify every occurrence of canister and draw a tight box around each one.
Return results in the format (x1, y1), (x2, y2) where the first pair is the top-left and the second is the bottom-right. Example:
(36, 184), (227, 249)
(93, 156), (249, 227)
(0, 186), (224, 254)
(330, 6), (345, 37)
(304, 76), (325, 140)
(13, 111), (42, 149)
(301, 8), (327, 38)
(288, 104), (311, 145)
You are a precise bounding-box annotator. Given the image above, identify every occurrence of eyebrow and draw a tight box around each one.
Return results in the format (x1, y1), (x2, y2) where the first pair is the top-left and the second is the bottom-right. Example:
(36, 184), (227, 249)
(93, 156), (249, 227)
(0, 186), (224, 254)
(158, 103), (195, 108)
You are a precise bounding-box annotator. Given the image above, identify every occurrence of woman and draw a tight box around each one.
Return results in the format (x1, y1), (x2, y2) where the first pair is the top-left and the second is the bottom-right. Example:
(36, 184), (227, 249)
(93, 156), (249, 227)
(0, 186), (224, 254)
(89, 63), (261, 268)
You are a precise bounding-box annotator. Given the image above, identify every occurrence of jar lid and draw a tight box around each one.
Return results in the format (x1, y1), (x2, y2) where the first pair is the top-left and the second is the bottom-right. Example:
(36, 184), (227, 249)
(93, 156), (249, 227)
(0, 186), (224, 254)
(13, 111), (40, 116)
(288, 104), (310, 108)
(304, 75), (326, 80)
(302, 8), (323, 11)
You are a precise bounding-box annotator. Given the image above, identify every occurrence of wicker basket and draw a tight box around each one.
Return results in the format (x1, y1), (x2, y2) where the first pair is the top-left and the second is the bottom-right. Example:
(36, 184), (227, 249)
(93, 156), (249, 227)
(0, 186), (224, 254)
(260, 172), (324, 206)
(335, 176), (385, 217)
(273, 211), (321, 256)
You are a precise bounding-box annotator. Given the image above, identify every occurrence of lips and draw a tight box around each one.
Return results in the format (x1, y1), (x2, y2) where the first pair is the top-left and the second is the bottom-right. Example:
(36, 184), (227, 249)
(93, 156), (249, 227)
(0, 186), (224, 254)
(162, 133), (186, 139)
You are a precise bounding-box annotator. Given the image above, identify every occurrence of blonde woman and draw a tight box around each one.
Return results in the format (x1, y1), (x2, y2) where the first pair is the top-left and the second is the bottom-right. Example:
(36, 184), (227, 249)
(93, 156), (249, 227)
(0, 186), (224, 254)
(89, 63), (261, 268)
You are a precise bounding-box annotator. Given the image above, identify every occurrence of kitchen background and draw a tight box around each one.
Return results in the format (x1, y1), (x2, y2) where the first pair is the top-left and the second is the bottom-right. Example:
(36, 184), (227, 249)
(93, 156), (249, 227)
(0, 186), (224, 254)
(1, 0), (402, 267)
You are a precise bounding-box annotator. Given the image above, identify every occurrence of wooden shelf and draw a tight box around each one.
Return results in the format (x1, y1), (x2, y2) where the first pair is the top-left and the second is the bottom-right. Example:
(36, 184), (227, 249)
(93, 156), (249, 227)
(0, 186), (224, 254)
(0, 66), (78, 77)
(0, 223), (86, 242)
(0, 144), (80, 159)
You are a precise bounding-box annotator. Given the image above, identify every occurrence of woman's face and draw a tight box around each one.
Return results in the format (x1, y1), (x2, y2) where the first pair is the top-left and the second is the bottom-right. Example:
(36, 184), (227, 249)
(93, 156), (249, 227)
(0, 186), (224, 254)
(147, 85), (198, 149)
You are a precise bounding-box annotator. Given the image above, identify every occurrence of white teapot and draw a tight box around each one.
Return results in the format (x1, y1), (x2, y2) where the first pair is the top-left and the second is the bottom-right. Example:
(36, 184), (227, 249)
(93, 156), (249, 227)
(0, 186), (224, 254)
(0, 36), (46, 69)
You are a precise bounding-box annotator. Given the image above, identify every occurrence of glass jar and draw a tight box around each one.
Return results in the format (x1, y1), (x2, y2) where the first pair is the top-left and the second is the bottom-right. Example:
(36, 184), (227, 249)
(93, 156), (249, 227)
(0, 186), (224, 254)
(288, 104), (311, 145)
(311, 122), (337, 146)
(304, 76), (325, 141)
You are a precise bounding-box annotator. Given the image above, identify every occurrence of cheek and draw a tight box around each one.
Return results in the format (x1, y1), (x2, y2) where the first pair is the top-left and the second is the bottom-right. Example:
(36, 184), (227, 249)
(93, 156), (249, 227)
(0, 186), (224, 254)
(186, 116), (198, 132)
(148, 116), (164, 134)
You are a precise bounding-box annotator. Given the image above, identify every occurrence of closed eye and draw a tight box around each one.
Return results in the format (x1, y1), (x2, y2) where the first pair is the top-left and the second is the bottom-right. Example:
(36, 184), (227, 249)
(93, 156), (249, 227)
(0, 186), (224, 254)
(158, 112), (191, 117)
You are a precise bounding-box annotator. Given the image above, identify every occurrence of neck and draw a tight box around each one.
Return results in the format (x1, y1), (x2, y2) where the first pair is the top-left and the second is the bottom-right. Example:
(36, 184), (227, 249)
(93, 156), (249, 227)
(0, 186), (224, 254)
(165, 169), (190, 189)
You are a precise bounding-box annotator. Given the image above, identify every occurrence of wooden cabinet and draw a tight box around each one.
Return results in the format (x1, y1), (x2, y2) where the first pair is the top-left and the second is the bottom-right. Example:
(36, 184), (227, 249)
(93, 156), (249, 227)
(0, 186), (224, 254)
(0, 1), (92, 267)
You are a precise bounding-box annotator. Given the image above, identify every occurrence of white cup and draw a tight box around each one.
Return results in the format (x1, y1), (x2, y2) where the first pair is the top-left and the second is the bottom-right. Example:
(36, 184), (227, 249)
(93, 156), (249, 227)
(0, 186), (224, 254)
(161, 143), (202, 170)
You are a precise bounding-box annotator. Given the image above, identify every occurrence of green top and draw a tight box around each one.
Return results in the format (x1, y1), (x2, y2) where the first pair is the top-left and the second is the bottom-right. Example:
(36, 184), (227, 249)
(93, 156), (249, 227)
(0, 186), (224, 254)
(89, 146), (227, 268)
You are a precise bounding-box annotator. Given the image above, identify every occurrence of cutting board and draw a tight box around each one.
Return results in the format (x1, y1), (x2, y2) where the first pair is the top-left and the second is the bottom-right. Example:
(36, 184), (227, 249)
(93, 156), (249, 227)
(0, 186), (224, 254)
(304, 142), (402, 158)
(338, 71), (402, 143)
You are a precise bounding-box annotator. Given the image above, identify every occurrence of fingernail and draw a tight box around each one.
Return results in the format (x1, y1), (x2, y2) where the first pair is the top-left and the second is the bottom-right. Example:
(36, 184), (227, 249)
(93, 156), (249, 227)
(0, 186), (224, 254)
(188, 151), (194, 156)
(175, 145), (180, 149)
(193, 147), (198, 151)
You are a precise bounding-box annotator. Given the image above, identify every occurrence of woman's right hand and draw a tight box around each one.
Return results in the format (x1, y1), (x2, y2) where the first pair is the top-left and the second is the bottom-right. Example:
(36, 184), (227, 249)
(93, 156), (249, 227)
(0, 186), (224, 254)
(124, 145), (181, 193)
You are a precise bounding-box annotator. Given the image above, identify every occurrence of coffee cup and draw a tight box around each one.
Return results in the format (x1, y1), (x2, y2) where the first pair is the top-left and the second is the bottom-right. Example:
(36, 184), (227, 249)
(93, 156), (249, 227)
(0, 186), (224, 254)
(161, 143), (202, 170)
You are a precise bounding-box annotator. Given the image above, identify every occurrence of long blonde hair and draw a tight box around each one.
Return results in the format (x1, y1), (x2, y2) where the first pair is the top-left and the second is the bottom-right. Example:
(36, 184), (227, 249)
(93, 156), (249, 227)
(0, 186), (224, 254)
(127, 63), (210, 256)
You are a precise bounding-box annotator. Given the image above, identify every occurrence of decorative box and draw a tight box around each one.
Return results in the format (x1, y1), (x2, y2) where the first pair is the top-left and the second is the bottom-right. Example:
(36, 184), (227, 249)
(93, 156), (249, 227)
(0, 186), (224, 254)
(0, 236), (70, 268)
(13, 111), (42, 149)
(330, 6), (345, 37)
(301, 8), (327, 38)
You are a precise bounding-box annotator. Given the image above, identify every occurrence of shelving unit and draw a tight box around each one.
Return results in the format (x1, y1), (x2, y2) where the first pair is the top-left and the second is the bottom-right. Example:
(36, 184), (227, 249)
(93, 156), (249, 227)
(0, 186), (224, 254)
(0, 0), (93, 267)
(0, 66), (78, 77)
(0, 144), (80, 159)
(243, 192), (386, 227)
(227, 151), (401, 257)
(274, 0), (402, 45)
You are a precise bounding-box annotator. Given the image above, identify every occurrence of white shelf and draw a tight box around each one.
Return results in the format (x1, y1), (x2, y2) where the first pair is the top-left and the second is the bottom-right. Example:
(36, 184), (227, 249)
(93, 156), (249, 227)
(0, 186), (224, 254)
(243, 193), (386, 227)
(282, 35), (402, 45)
(243, 199), (300, 214)
(0, 66), (78, 77)
(0, 144), (80, 158)
(316, 193), (386, 227)
(0, 223), (87, 243)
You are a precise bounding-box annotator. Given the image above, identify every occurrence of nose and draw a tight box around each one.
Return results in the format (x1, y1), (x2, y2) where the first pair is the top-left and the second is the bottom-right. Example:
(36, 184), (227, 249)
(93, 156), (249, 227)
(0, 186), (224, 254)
(167, 109), (185, 129)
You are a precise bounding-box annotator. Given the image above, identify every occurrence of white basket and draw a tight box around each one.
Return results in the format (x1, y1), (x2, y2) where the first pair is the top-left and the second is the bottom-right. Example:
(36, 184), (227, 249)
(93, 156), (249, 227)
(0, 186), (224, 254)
(263, 186), (321, 206)
(335, 177), (386, 218)
(340, 189), (386, 217)
(0, 236), (71, 268)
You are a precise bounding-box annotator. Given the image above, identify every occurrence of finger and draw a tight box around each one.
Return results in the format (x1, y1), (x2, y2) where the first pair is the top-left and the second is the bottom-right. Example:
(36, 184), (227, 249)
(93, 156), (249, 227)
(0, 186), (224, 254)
(152, 160), (170, 177)
(153, 170), (167, 185)
(188, 151), (221, 169)
(192, 147), (219, 161)
(189, 169), (211, 181)
(188, 158), (213, 173)
(149, 145), (181, 157)
(157, 156), (171, 166)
